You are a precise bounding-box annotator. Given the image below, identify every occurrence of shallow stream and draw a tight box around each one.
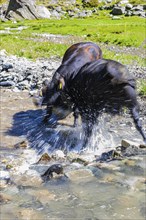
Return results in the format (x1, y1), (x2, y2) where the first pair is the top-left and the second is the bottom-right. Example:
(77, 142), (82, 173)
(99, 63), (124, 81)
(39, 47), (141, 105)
(0, 89), (146, 220)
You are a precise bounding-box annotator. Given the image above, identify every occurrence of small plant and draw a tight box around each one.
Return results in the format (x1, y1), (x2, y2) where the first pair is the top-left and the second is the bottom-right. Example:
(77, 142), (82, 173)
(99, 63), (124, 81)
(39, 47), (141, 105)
(83, 0), (99, 7)
(129, 0), (146, 5)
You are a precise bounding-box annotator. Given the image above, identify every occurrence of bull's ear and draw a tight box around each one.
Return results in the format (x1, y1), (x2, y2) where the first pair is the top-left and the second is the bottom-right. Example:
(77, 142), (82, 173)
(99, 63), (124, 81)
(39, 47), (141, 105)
(59, 77), (65, 90)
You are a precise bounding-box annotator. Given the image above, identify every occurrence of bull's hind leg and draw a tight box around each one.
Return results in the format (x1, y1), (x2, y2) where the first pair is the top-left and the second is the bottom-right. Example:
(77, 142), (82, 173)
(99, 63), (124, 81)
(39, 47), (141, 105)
(124, 85), (146, 142)
(131, 105), (146, 142)
(81, 113), (97, 149)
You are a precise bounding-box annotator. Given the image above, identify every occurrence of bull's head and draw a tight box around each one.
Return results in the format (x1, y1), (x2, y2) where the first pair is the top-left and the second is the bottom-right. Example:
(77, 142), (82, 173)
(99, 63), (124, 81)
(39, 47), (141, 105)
(41, 72), (65, 106)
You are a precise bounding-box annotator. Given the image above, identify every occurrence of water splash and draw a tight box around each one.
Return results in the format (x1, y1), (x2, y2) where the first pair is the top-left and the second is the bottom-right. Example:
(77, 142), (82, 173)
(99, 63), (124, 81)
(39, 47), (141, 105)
(7, 108), (144, 155)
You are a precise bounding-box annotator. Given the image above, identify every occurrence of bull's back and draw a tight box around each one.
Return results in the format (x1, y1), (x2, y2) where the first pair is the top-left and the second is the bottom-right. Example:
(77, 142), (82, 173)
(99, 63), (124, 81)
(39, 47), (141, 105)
(62, 42), (102, 64)
(67, 59), (135, 106)
(57, 42), (102, 78)
(73, 59), (135, 87)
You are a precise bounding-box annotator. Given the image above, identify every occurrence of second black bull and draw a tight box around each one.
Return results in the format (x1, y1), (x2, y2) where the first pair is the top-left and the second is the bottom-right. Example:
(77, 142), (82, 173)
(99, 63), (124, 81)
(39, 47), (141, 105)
(45, 58), (146, 147)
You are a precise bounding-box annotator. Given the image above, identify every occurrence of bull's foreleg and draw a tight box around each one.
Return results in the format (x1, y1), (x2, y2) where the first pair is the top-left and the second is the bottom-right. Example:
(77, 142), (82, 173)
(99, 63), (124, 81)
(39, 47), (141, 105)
(73, 107), (80, 127)
(43, 105), (53, 124)
(124, 85), (146, 143)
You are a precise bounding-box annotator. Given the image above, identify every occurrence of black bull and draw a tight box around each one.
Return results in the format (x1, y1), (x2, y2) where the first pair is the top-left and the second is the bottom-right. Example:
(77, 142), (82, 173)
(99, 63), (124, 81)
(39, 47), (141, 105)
(45, 59), (146, 147)
(37, 42), (102, 125)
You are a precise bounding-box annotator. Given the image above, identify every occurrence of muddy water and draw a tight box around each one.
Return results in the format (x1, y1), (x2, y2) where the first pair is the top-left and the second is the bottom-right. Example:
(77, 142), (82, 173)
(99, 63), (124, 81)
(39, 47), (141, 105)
(0, 89), (146, 220)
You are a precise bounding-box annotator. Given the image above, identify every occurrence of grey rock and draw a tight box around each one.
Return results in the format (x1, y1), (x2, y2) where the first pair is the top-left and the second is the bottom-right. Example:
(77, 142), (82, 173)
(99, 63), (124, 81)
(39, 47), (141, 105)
(132, 5), (143, 11)
(5, 0), (40, 20)
(50, 10), (61, 19)
(36, 5), (51, 19)
(55, 6), (62, 13)
(0, 80), (15, 87)
(111, 6), (125, 15)
(132, 11), (145, 17)
(77, 10), (92, 18)
(125, 10), (132, 16)
(18, 80), (30, 88)
(125, 4), (133, 10)
(1, 63), (13, 72)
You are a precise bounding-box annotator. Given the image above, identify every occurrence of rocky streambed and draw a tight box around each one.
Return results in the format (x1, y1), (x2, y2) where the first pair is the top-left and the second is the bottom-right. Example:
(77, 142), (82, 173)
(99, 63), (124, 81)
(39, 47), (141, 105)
(0, 50), (146, 219)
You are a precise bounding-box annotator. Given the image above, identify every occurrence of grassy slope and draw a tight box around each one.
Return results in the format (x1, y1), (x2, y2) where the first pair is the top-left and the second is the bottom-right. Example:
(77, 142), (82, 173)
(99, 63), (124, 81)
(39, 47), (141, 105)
(0, 15), (145, 59)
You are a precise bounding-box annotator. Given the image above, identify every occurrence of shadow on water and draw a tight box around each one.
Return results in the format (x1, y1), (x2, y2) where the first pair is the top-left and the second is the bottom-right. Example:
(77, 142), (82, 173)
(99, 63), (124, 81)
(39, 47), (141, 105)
(6, 106), (144, 155)
(6, 109), (84, 154)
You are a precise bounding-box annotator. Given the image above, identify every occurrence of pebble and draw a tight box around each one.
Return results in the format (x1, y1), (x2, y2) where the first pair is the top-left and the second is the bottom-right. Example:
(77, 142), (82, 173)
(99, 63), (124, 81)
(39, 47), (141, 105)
(0, 51), (60, 91)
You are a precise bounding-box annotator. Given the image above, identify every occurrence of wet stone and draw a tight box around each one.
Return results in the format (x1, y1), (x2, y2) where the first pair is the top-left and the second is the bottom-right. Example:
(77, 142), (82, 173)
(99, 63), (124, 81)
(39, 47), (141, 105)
(122, 145), (146, 157)
(0, 180), (8, 189)
(13, 172), (43, 187)
(16, 208), (45, 220)
(27, 189), (56, 205)
(14, 140), (28, 149)
(65, 168), (94, 181)
(52, 150), (65, 161)
(88, 162), (121, 172)
(0, 193), (12, 204)
(120, 161), (144, 176)
(133, 177), (146, 191)
(36, 153), (52, 164)
(41, 163), (64, 181)
(70, 153), (96, 165)
(96, 149), (123, 162)
(121, 139), (141, 148)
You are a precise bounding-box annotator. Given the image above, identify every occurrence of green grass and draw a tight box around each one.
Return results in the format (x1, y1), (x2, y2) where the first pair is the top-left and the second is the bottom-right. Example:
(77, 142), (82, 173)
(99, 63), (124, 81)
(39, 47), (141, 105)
(0, 16), (145, 66)
(129, 0), (146, 4)
(137, 80), (146, 96)
(0, 0), (7, 4)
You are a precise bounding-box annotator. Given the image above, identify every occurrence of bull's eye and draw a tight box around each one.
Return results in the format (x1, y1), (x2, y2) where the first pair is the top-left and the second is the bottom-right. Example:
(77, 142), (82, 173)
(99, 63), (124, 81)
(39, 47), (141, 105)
(59, 82), (63, 90)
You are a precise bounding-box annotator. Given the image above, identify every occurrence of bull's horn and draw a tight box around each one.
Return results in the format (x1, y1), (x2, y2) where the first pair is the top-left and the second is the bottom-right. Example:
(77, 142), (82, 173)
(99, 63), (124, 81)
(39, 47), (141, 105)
(59, 77), (65, 90)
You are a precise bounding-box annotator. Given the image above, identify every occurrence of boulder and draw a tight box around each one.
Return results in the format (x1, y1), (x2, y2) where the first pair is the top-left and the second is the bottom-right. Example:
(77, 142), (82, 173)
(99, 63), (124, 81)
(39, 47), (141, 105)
(5, 0), (40, 20)
(111, 6), (125, 15)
